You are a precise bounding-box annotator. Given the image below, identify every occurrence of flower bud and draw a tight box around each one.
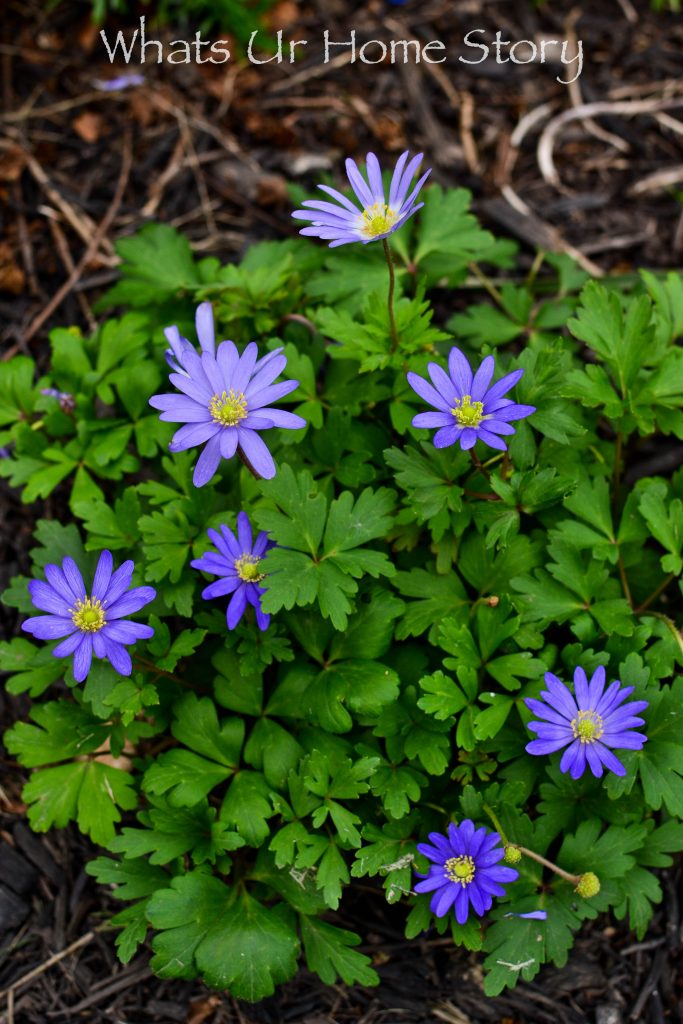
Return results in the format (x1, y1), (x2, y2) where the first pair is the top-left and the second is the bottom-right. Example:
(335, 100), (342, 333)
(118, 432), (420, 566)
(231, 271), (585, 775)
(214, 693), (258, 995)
(575, 872), (600, 899)
(487, 595), (500, 607)
(504, 845), (522, 865)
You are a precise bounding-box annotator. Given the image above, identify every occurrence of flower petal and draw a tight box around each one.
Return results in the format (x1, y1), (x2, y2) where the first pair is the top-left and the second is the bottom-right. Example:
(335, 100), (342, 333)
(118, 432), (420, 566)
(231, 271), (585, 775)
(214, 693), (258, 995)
(237, 428), (276, 479)
(27, 580), (70, 616)
(62, 557), (86, 602)
(193, 433), (223, 487)
(195, 302), (216, 356)
(92, 550), (113, 602)
(227, 585), (248, 629)
(73, 634), (93, 682)
(406, 372), (451, 413)
(22, 615), (76, 640)
(448, 347), (473, 397)
(106, 586), (156, 620)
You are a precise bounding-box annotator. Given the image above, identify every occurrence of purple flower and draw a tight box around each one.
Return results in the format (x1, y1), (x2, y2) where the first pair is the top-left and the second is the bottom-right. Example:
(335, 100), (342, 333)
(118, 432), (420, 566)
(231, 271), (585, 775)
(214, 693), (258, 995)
(164, 301), (216, 376)
(93, 73), (145, 91)
(414, 819), (519, 924)
(524, 666), (648, 780)
(22, 552), (155, 683)
(191, 512), (274, 631)
(505, 910), (548, 920)
(149, 338), (306, 486)
(292, 150), (431, 247)
(407, 347), (536, 452)
(41, 388), (75, 414)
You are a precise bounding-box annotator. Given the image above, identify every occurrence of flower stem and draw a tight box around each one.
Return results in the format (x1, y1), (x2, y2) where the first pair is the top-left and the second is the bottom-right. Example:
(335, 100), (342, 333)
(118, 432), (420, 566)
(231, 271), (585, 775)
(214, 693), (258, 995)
(634, 574), (676, 615)
(469, 448), (492, 483)
(617, 552), (633, 608)
(468, 261), (505, 309)
(642, 612), (683, 658)
(612, 431), (623, 508)
(482, 804), (507, 844)
(383, 238), (400, 351)
(133, 655), (183, 684)
(483, 804), (582, 885)
(513, 846), (581, 885)
(238, 447), (262, 481)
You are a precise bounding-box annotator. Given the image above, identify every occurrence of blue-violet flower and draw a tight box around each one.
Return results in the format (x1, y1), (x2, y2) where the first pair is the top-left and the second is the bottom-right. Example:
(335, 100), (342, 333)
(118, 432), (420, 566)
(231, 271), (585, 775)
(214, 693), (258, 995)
(407, 346), (536, 452)
(149, 337), (305, 485)
(414, 819), (518, 924)
(191, 512), (274, 631)
(164, 300), (216, 376)
(292, 150), (431, 247)
(22, 551), (155, 682)
(525, 666), (648, 779)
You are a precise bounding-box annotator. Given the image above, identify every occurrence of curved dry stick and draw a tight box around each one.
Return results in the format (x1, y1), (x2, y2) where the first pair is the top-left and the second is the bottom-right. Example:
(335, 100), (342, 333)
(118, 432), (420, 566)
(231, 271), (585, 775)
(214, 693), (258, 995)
(538, 97), (683, 189)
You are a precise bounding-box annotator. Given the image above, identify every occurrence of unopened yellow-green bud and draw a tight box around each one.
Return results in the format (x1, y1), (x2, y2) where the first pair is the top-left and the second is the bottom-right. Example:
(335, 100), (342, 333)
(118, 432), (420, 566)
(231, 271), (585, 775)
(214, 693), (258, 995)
(504, 845), (522, 865)
(575, 872), (600, 899)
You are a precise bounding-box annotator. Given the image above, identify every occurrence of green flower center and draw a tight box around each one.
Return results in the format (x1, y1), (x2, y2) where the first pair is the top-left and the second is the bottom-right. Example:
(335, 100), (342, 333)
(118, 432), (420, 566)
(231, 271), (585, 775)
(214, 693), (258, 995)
(444, 854), (476, 886)
(360, 202), (398, 238)
(235, 554), (264, 583)
(209, 389), (247, 427)
(71, 597), (105, 633)
(571, 709), (604, 744)
(451, 395), (485, 428)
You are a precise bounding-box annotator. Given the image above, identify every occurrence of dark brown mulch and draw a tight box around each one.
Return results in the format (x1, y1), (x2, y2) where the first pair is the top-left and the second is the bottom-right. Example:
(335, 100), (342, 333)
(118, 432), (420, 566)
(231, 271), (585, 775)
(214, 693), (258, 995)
(2, 0), (683, 1021)
(2, 0), (683, 356)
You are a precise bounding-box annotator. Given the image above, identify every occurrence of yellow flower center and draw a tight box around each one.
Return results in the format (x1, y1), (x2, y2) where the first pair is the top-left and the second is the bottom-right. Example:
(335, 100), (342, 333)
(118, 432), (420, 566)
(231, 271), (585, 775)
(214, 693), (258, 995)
(451, 395), (485, 428)
(235, 554), (264, 583)
(444, 855), (476, 886)
(71, 597), (105, 633)
(208, 390), (247, 427)
(571, 710), (604, 744)
(360, 202), (398, 238)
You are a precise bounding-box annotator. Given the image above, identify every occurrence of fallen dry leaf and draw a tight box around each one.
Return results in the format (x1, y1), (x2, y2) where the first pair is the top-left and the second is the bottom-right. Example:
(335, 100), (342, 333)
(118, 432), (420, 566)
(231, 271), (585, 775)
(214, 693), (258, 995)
(0, 241), (26, 295)
(265, 0), (300, 31)
(73, 111), (104, 143)
(0, 144), (27, 182)
(77, 18), (100, 53)
(186, 994), (221, 1024)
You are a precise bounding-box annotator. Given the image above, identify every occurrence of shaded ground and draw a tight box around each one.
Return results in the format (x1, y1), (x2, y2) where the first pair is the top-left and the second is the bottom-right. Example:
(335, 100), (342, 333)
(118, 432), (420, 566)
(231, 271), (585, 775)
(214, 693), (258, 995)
(1, 0), (683, 1021)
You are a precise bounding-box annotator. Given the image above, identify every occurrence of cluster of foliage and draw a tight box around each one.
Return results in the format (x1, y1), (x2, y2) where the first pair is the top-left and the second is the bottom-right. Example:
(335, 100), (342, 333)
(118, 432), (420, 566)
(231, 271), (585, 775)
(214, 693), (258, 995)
(62, 0), (279, 42)
(2, 178), (683, 1000)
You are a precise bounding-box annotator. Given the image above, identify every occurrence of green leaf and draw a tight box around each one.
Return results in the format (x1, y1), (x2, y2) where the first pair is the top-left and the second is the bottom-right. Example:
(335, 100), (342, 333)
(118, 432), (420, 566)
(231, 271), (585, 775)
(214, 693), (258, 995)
(108, 797), (245, 865)
(638, 480), (683, 575)
(87, 856), (171, 963)
(74, 489), (142, 550)
(0, 638), (65, 697)
(257, 468), (395, 629)
(101, 224), (201, 307)
(393, 568), (468, 640)
(483, 903), (573, 995)
(607, 679), (683, 817)
(568, 282), (653, 395)
(22, 760), (137, 845)
(0, 356), (37, 424)
(148, 874), (299, 999)
(221, 771), (274, 845)
(300, 917), (378, 987)
(171, 693), (244, 766)
(143, 750), (232, 807)
(417, 670), (469, 721)
(4, 701), (109, 766)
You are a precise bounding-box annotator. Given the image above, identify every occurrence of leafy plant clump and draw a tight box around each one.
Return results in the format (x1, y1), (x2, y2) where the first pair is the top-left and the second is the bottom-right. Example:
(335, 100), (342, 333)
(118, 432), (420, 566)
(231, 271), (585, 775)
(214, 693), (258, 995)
(2, 168), (683, 1000)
